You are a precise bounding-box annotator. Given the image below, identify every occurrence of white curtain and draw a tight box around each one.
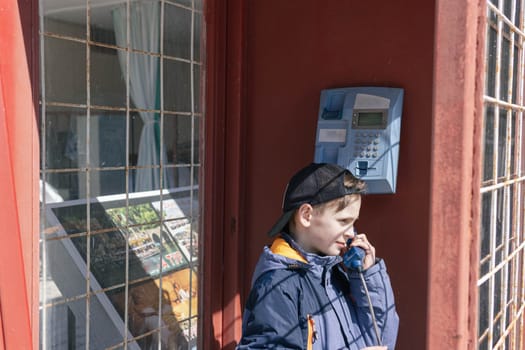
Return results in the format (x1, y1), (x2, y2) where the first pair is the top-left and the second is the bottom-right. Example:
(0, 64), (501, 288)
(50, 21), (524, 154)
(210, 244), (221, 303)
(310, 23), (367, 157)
(113, 1), (164, 192)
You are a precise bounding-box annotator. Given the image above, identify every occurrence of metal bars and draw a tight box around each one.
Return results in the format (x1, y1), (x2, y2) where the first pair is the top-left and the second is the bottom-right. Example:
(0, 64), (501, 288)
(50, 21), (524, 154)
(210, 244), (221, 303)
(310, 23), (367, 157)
(39, 0), (203, 349)
(479, 0), (525, 349)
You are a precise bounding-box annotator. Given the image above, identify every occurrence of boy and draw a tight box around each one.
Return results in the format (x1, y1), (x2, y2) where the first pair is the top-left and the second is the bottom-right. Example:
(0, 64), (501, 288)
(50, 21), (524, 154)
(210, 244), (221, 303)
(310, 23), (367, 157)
(237, 163), (398, 349)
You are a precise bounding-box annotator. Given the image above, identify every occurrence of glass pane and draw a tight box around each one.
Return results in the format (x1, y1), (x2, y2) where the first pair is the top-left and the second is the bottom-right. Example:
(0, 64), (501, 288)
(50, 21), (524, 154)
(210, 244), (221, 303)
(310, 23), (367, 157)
(479, 337), (488, 350)
(86, 289), (131, 349)
(164, 114), (193, 165)
(512, 45), (519, 104)
(503, 0), (512, 19)
(516, 1), (522, 27)
(509, 184), (515, 243)
(483, 106), (495, 182)
(518, 249), (525, 304)
(510, 111), (516, 176)
(194, 65), (202, 113)
(129, 112), (143, 167)
(90, 169), (127, 197)
(42, 0), (86, 40)
(164, 59), (191, 112)
(44, 171), (87, 203)
(90, 112), (127, 168)
(488, 5), (498, 26)
(123, 278), (195, 349)
(196, 0), (204, 11)
(128, 114), (161, 167)
(520, 185), (525, 242)
(480, 192), (492, 275)
(131, 168), (162, 193)
(91, 46), (126, 107)
(165, 166), (193, 188)
(90, 5), (117, 46)
(164, 3), (192, 59)
(44, 106), (87, 169)
(130, 3), (160, 54)
(506, 260), (513, 318)
(167, 0), (193, 7)
(495, 188), (505, 264)
(180, 317), (198, 348)
(127, 223), (164, 283)
(127, 202), (161, 226)
(194, 117), (200, 164)
(89, 202), (120, 232)
(497, 110), (508, 179)
(501, 37), (511, 101)
(194, 12), (202, 61)
(89, 230), (128, 289)
(47, 202), (88, 237)
(479, 278), (490, 336)
(44, 37), (86, 104)
(44, 236), (88, 300)
(40, 298), (87, 349)
(522, 113), (525, 176)
(485, 25), (497, 98)
(155, 196), (192, 222)
(129, 52), (161, 111)
(494, 270), (502, 346)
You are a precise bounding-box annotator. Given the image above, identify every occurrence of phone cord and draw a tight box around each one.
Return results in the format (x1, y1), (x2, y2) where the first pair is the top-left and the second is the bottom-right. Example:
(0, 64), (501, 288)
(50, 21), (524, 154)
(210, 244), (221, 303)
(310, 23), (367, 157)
(359, 271), (382, 346)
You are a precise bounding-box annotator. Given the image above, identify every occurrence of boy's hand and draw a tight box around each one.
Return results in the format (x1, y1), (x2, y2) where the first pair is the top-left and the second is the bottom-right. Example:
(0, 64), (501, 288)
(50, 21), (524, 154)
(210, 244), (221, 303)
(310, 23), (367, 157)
(349, 233), (376, 270)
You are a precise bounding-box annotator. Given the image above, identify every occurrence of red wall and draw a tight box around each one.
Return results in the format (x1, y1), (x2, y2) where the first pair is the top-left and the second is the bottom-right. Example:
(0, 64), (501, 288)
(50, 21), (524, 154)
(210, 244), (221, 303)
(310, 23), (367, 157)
(241, 1), (435, 349)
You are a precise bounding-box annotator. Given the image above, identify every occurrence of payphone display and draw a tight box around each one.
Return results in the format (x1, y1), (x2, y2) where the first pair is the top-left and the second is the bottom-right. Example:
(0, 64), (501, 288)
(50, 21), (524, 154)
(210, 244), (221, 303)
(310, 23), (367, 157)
(314, 87), (404, 194)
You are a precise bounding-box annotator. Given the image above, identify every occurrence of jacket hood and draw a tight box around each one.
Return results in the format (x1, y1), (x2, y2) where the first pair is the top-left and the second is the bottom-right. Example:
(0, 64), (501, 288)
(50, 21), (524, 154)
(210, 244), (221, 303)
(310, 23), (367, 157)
(251, 233), (341, 286)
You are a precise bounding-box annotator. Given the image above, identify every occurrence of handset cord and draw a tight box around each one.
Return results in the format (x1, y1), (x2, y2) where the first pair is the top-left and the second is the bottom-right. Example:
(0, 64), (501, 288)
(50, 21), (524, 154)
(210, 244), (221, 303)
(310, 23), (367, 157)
(359, 271), (382, 346)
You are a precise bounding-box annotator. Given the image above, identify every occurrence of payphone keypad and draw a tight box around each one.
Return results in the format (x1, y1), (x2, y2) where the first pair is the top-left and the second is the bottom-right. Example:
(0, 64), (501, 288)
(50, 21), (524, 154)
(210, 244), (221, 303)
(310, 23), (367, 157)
(353, 132), (380, 159)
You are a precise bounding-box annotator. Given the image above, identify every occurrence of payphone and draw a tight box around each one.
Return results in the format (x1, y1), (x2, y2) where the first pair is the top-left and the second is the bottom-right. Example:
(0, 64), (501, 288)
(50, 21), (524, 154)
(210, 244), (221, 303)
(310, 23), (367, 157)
(314, 87), (404, 194)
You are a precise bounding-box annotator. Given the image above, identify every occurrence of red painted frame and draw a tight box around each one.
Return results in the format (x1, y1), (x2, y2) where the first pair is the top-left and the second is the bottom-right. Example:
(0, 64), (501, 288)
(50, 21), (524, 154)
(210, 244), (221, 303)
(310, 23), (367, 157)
(0, 0), (39, 348)
(202, 0), (247, 348)
(427, 0), (485, 349)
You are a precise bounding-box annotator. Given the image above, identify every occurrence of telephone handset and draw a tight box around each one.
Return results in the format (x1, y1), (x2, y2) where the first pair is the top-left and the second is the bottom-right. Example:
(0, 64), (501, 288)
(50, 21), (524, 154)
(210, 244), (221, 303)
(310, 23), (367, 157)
(343, 239), (366, 272)
(342, 232), (382, 346)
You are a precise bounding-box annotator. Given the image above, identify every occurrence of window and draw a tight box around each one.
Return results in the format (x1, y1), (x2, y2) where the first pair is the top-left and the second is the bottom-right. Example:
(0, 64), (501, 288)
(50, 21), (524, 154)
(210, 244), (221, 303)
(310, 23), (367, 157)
(39, 1), (203, 348)
(479, 1), (525, 349)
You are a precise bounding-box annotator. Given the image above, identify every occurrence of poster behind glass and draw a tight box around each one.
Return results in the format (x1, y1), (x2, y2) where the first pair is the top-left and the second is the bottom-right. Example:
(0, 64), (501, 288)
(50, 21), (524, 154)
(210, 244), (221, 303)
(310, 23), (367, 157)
(46, 188), (199, 349)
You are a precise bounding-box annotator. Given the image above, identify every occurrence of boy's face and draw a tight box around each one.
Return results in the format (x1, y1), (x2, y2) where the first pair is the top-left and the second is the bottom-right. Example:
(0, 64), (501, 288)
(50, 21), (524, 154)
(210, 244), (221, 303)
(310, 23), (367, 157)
(300, 195), (361, 256)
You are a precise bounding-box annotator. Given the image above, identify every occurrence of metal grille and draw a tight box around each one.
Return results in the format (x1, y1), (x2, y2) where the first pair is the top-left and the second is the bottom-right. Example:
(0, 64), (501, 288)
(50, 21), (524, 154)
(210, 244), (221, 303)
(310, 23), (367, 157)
(479, 1), (525, 349)
(39, 0), (203, 349)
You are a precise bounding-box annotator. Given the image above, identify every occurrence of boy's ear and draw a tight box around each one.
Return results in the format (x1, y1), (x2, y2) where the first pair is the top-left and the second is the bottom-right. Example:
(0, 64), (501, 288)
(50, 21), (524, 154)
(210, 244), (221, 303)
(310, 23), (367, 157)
(296, 203), (314, 227)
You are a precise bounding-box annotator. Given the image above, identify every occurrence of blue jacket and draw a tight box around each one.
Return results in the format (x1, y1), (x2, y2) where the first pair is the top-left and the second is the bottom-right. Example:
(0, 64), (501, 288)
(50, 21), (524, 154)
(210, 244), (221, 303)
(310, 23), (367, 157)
(237, 234), (399, 349)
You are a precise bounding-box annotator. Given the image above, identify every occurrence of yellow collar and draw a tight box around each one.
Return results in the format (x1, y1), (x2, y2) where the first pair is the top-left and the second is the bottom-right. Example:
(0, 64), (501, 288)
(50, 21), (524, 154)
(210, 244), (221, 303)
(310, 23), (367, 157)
(270, 236), (308, 264)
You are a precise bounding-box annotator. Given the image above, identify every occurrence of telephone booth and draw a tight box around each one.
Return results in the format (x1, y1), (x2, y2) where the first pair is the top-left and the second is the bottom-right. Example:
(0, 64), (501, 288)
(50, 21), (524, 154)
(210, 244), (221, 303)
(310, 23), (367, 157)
(1, 0), (523, 349)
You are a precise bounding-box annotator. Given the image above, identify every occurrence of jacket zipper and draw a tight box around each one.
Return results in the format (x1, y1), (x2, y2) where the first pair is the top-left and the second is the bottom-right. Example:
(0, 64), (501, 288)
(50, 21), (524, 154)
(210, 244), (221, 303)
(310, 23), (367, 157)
(307, 314), (317, 350)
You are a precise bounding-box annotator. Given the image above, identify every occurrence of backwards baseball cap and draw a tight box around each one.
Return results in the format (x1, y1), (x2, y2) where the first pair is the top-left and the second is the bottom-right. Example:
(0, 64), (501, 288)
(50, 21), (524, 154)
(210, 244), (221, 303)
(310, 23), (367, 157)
(267, 163), (366, 237)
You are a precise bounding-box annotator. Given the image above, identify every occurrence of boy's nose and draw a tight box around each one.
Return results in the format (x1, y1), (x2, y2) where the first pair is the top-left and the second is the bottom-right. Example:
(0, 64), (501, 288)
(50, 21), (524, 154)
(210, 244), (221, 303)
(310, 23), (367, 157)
(344, 227), (356, 241)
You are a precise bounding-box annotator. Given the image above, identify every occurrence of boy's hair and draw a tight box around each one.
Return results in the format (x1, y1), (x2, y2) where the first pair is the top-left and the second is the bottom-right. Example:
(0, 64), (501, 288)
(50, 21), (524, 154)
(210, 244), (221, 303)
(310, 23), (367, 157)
(313, 172), (365, 213)
(267, 163), (366, 236)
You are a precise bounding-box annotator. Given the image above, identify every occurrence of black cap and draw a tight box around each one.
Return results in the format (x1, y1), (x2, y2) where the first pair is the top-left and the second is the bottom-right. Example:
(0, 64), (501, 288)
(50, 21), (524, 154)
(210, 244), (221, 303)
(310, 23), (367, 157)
(267, 163), (365, 236)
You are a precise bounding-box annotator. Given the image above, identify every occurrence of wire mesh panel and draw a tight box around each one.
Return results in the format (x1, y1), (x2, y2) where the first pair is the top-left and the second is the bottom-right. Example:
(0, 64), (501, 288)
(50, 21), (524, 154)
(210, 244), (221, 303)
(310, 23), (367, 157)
(39, 1), (203, 349)
(479, 1), (525, 349)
